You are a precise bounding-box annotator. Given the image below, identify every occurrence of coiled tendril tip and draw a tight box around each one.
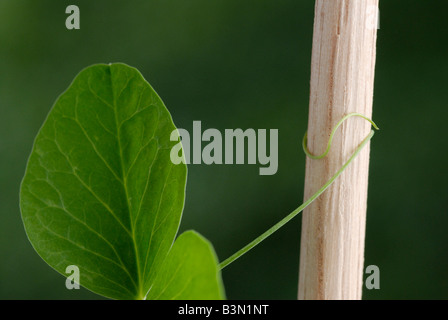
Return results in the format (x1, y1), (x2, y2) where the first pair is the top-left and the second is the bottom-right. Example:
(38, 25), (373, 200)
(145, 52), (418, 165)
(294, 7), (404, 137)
(303, 112), (379, 160)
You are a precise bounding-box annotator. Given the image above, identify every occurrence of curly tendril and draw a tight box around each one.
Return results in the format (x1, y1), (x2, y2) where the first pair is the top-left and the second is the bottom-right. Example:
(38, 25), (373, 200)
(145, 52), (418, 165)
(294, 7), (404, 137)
(302, 112), (379, 159)
(219, 113), (379, 270)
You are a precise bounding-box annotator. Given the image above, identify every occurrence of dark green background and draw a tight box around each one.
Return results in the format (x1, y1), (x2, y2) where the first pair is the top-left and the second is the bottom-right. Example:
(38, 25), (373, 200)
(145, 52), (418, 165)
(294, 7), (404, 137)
(1, 0), (447, 299)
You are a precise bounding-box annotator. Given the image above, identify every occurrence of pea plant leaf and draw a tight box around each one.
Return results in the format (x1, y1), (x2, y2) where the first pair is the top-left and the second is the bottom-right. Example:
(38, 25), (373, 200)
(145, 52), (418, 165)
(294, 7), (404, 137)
(20, 63), (225, 300)
(147, 231), (225, 300)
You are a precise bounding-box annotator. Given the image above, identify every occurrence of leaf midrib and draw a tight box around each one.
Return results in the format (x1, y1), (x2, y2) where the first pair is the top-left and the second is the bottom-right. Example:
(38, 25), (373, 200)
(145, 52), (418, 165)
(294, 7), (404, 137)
(109, 68), (144, 300)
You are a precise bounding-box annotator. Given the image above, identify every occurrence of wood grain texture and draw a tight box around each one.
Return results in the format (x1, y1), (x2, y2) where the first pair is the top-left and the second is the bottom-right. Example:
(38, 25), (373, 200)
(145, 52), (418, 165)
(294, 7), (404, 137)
(298, 0), (379, 300)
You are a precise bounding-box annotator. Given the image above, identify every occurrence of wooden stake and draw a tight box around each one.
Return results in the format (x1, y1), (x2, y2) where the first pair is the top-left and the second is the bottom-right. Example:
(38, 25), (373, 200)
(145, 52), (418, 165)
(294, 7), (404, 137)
(298, 0), (379, 300)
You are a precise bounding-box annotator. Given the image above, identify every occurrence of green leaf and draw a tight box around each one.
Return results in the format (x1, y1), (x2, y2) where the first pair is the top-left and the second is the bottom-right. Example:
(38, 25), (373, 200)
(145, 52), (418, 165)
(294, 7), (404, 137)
(147, 231), (225, 300)
(20, 63), (224, 300)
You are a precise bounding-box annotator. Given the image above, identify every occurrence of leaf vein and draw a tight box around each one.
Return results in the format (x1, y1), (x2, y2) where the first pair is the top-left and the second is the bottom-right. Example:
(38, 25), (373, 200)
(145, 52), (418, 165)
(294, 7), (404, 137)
(142, 164), (175, 281)
(50, 133), (133, 237)
(34, 211), (137, 295)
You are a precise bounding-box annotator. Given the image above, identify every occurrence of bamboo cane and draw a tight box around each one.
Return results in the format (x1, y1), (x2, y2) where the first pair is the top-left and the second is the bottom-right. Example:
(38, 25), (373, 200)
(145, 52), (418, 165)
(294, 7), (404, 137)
(298, 0), (379, 300)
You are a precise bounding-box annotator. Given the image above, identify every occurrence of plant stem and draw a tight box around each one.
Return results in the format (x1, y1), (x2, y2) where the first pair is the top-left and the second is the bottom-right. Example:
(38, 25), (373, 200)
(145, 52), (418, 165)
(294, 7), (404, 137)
(219, 125), (376, 270)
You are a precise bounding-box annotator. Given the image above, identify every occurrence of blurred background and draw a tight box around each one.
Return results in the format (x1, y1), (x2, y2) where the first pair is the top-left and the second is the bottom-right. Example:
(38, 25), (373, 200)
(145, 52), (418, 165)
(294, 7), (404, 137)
(1, 0), (447, 299)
